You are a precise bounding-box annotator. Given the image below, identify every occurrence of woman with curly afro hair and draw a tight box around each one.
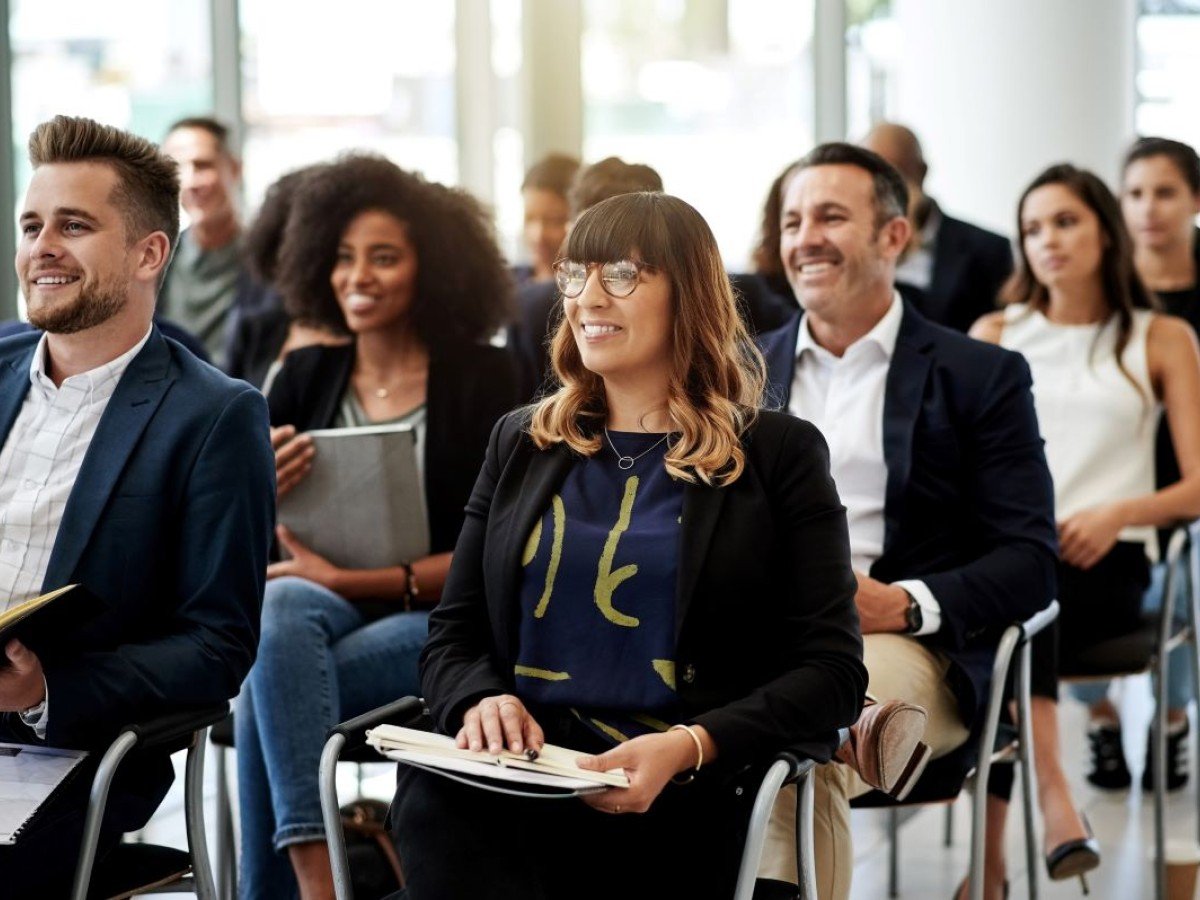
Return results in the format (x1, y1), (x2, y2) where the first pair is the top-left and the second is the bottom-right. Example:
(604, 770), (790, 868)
(235, 153), (518, 898)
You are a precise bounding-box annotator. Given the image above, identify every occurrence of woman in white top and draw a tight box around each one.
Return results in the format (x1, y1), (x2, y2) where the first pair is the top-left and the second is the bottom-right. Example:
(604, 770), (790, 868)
(961, 164), (1200, 900)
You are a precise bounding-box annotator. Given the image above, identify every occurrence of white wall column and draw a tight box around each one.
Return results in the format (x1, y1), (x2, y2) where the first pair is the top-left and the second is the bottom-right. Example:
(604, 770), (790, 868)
(891, 0), (1136, 236)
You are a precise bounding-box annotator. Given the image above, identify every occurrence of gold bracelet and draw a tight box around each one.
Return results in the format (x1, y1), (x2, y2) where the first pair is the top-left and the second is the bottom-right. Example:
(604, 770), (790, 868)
(669, 724), (704, 784)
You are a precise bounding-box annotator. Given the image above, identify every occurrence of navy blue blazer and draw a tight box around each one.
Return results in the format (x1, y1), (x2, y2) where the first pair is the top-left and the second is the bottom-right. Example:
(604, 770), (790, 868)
(758, 302), (1056, 725)
(902, 212), (1013, 334)
(0, 328), (275, 819)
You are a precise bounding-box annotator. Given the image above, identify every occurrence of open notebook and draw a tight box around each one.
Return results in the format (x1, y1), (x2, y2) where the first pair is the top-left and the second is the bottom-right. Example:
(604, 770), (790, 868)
(366, 725), (629, 797)
(0, 743), (88, 844)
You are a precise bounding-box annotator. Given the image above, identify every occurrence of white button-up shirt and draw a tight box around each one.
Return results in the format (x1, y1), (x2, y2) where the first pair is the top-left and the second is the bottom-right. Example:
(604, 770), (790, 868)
(788, 294), (941, 635)
(0, 327), (152, 735)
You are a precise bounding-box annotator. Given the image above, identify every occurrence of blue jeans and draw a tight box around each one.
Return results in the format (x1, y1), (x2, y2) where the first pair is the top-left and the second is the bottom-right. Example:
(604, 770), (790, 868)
(1069, 559), (1194, 711)
(236, 577), (429, 900)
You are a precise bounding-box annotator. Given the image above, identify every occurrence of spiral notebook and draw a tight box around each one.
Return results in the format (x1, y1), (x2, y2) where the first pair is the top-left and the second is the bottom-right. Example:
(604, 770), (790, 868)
(0, 743), (88, 844)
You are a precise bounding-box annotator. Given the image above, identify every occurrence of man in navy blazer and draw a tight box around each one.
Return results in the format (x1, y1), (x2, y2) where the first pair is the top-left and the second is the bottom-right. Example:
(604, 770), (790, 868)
(0, 116), (274, 892)
(863, 123), (1014, 333)
(755, 143), (1056, 899)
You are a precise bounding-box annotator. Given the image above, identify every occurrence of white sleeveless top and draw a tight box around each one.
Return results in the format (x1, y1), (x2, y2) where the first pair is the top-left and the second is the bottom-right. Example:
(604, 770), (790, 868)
(1000, 304), (1159, 557)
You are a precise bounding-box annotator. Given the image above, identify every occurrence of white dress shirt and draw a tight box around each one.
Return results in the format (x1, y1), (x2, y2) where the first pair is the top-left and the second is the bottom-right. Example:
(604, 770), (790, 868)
(788, 294), (941, 635)
(0, 327), (152, 734)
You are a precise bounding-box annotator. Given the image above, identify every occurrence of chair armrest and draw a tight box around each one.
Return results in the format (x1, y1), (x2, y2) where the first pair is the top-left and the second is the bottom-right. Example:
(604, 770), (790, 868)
(121, 702), (230, 752)
(326, 696), (426, 750)
(771, 731), (843, 785)
(1020, 600), (1059, 642)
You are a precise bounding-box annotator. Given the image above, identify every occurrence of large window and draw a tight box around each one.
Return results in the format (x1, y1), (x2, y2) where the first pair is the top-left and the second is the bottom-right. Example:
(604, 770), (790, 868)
(238, 0), (457, 211)
(1135, 0), (1200, 150)
(580, 0), (816, 270)
(10, 0), (211, 192)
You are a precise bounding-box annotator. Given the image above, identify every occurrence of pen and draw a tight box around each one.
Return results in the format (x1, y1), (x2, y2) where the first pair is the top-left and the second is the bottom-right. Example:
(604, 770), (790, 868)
(524, 747), (539, 761)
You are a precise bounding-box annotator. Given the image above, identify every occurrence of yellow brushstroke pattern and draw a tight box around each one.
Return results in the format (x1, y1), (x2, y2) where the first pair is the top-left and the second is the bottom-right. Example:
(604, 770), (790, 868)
(590, 718), (630, 743)
(651, 659), (676, 691)
(595, 476), (640, 627)
(533, 495), (565, 618)
(631, 713), (673, 733)
(514, 664), (571, 681)
(521, 519), (542, 566)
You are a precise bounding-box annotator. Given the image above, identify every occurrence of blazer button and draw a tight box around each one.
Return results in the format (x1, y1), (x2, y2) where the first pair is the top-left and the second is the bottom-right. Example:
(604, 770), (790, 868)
(681, 663), (696, 684)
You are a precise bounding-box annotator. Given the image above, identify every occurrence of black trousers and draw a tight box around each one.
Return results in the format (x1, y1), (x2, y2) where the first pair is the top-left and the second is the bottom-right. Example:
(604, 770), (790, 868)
(389, 715), (762, 900)
(989, 542), (1149, 799)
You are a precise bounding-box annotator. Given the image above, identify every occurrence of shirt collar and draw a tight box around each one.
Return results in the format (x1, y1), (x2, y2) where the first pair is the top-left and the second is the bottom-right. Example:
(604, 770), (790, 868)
(796, 290), (905, 362)
(29, 325), (155, 398)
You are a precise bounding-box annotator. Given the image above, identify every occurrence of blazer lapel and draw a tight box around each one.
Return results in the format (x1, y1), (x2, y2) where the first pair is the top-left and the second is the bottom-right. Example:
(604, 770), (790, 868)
(756, 311), (801, 411)
(0, 347), (35, 446)
(42, 331), (176, 590)
(674, 478), (726, 641)
(490, 441), (575, 661)
(881, 307), (933, 550)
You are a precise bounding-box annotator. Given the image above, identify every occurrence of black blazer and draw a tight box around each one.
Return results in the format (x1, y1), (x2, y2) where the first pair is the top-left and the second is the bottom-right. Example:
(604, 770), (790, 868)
(267, 342), (518, 555)
(902, 211), (1014, 333)
(420, 409), (868, 769)
(758, 303), (1057, 725)
(226, 303), (290, 390)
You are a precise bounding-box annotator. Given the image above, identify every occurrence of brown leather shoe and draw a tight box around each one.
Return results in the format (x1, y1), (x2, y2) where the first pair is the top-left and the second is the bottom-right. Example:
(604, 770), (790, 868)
(835, 699), (931, 801)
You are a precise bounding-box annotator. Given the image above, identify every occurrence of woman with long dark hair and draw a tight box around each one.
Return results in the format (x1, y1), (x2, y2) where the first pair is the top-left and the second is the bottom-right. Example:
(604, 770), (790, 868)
(388, 191), (867, 899)
(235, 154), (517, 899)
(960, 164), (1200, 898)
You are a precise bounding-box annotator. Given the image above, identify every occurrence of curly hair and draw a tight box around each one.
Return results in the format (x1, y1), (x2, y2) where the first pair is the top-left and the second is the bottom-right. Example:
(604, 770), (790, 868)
(275, 153), (513, 346)
(243, 163), (328, 286)
(529, 192), (765, 486)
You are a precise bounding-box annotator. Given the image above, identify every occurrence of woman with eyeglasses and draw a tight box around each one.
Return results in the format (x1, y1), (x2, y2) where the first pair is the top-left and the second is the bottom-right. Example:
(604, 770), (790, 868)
(235, 154), (517, 899)
(388, 191), (867, 899)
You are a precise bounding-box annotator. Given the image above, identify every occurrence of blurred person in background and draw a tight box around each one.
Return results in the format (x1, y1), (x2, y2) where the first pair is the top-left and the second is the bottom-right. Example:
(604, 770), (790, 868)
(226, 163), (350, 392)
(1071, 137), (1200, 793)
(509, 156), (663, 399)
(235, 154), (518, 900)
(966, 163), (1200, 897)
(159, 116), (278, 369)
(862, 122), (1013, 333)
(514, 153), (580, 286)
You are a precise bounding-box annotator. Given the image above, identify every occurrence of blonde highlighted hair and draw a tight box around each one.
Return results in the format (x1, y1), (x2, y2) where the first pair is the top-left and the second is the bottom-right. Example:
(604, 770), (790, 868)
(529, 192), (765, 485)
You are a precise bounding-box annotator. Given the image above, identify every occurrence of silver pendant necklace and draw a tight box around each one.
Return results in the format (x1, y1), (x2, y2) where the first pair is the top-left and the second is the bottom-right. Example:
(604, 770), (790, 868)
(604, 427), (670, 470)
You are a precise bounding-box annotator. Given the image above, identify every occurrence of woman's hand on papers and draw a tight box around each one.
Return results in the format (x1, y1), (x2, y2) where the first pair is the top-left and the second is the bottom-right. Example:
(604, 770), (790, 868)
(576, 729), (703, 815)
(266, 525), (344, 590)
(456, 694), (544, 757)
(271, 425), (314, 498)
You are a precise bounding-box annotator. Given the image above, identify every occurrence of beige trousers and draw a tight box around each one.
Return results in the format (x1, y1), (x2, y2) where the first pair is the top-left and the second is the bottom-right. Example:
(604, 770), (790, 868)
(758, 633), (971, 899)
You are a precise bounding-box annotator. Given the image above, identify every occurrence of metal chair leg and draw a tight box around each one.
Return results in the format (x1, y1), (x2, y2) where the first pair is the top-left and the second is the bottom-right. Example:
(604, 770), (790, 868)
(1153, 659), (1168, 900)
(186, 730), (218, 899)
(887, 807), (899, 898)
(71, 731), (139, 900)
(214, 743), (236, 900)
(795, 768), (818, 900)
(944, 802), (954, 847)
(732, 759), (790, 900)
(320, 734), (352, 900)
(1016, 639), (1040, 900)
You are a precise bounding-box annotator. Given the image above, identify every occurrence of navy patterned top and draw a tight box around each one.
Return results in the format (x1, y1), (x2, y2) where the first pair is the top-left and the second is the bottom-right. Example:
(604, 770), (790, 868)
(516, 430), (684, 743)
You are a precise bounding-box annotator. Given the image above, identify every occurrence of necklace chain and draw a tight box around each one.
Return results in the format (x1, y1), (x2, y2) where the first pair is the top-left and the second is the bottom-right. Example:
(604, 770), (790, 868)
(604, 427), (670, 470)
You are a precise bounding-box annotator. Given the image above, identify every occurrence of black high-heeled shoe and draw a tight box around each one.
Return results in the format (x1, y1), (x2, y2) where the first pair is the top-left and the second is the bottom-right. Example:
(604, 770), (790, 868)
(1045, 813), (1100, 893)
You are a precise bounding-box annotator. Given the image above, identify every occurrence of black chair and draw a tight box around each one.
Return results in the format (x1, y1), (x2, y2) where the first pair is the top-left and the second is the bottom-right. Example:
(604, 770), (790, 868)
(318, 697), (829, 900)
(1059, 524), (1200, 900)
(849, 602), (1059, 900)
(71, 701), (229, 900)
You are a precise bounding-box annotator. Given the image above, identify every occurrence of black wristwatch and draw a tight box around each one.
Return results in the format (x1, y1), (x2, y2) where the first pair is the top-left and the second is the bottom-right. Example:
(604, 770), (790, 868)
(903, 589), (923, 634)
